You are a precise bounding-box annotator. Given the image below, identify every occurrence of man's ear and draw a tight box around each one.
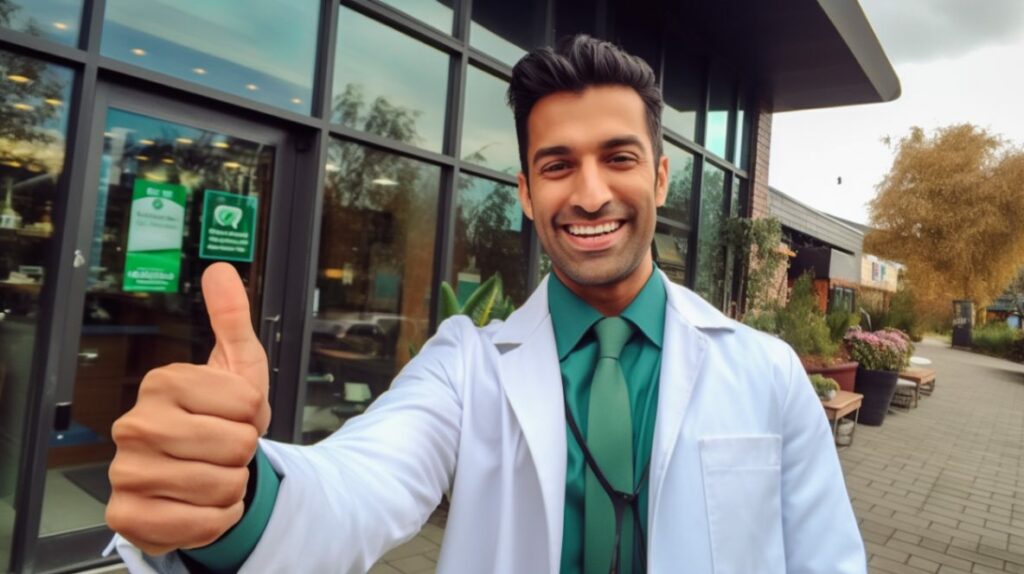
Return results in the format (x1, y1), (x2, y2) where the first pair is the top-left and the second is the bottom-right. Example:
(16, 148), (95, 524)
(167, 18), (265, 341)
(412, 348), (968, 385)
(517, 172), (534, 220)
(654, 154), (669, 208)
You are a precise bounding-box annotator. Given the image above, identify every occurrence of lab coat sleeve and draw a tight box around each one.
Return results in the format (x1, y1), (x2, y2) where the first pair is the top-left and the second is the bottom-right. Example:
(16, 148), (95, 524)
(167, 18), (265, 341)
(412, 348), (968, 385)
(779, 347), (867, 574)
(110, 316), (469, 573)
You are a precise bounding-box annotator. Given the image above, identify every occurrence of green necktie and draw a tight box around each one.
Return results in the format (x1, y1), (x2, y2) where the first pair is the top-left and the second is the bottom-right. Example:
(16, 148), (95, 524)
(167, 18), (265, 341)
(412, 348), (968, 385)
(585, 317), (636, 574)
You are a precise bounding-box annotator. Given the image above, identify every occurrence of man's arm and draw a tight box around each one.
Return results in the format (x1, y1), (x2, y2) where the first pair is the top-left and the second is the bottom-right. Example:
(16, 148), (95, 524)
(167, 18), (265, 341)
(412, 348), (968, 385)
(779, 347), (867, 573)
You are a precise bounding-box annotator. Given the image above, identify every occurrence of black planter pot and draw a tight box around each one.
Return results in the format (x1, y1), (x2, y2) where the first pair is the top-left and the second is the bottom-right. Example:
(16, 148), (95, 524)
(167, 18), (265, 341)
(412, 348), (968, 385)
(854, 367), (899, 426)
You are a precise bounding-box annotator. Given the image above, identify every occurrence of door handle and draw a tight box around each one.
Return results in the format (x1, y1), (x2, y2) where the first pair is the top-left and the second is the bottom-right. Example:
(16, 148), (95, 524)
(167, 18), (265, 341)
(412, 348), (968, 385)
(261, 314), (281, 373)
(306, 373), (335, 384)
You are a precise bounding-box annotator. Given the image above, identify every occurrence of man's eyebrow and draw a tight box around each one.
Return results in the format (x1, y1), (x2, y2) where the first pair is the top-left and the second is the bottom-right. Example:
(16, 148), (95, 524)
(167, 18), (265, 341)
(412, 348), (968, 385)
(531, 136), (646, 167)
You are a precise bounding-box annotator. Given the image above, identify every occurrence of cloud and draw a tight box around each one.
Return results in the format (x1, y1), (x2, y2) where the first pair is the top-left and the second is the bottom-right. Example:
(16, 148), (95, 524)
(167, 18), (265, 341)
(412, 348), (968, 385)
(861, 0), (1024, 65)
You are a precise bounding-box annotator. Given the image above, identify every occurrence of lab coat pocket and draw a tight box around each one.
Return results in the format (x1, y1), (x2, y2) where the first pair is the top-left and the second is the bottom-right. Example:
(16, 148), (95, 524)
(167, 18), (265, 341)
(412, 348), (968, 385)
(699, 435), (785, 574)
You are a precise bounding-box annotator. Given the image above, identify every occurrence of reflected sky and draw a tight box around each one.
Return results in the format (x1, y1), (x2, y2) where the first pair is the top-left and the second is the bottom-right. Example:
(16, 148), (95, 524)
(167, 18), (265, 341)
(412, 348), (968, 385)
(461, 67), (518, 173)
(378, 0), (452, 34)
(0, 0), (82, 46)
(661, 142), (694, 224)
(102, 0), (318, 113)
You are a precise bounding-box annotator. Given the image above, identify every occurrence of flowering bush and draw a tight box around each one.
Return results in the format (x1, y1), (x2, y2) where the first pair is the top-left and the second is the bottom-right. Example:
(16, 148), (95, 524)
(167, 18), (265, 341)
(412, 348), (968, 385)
(844, 328), (914, 371)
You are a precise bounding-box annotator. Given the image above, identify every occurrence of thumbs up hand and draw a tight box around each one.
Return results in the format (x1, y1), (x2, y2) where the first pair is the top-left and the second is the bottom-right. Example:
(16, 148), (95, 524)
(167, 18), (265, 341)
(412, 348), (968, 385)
(106, 263), (272, 556)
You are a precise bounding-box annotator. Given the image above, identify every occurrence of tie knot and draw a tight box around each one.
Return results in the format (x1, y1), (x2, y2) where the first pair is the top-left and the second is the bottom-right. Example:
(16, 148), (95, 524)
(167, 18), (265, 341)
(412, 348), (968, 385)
(593, 316), (634, 360)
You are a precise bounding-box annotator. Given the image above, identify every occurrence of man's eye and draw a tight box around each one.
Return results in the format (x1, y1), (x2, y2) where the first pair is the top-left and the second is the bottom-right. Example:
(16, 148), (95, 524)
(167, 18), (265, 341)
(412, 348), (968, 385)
(608, 154), (637, 165)
(542, 161), (569, 173)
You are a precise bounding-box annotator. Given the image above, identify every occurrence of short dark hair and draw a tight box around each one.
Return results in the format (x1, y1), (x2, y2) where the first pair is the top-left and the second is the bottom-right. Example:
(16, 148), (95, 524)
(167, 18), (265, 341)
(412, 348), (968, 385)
(507, 34), (664, 177)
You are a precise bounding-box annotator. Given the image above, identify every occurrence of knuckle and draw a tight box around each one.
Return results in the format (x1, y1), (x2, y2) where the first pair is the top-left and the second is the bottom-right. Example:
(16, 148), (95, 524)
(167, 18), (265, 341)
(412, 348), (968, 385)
(110, 415), (143, 446)
(231, 426), (260, 466)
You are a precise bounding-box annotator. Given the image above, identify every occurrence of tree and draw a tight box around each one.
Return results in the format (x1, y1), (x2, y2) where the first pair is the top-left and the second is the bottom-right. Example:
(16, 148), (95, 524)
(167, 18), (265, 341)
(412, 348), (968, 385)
(864, 124), (1024, 320)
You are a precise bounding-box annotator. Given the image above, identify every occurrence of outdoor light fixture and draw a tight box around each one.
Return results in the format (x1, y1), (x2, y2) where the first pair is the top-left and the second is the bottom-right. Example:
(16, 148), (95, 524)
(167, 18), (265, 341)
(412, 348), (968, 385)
(176, 137), (194, 145)
(325, 164), (341, 172)
(371, 178), (399, 186)
(53, 22), (69, 30)
(140, 139), (155, 146)
(245, 83), (259, 91)
(44, 98), (63, 106)
(7, 75), (30, 84)
(291, 98), (303, 104)
(131, 48), (146, 56)
(223, 162), (242, 169)
(193, 67), (207, 75)
(213, 142), (230, 149)
(161, 158), (174, 165)
(12, 103), (33, 111)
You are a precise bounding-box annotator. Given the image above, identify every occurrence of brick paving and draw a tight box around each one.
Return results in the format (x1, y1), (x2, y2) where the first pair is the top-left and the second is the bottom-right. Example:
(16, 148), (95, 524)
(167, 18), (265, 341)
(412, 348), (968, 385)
(374, 337), (1024, 574)
(840, 338), (1024, 574)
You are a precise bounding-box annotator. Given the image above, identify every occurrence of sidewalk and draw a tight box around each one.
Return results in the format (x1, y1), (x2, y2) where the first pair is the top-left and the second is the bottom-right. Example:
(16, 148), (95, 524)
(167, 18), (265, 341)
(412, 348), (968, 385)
(841, 338), (1024, 573)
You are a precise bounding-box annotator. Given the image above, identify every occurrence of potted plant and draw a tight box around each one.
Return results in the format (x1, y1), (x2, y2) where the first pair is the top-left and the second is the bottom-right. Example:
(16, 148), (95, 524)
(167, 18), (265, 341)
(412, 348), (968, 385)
(809, 374), (840, 401)
(845, 328), (913, 426)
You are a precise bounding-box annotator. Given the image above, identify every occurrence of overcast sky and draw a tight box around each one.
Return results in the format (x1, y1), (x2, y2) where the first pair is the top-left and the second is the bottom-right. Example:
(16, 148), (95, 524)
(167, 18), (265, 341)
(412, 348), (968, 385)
(769, 0), (1024, 225)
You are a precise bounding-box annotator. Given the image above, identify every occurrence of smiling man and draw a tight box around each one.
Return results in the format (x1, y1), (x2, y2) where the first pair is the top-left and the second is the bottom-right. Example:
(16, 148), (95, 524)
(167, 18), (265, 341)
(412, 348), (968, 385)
(107, 35), (865, 573)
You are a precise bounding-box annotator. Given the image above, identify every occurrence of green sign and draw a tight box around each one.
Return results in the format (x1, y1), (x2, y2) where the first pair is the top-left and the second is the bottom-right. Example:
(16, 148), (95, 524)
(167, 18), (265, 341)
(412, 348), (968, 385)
(123, 180), (187, 293)
(199, 189), (258, 262)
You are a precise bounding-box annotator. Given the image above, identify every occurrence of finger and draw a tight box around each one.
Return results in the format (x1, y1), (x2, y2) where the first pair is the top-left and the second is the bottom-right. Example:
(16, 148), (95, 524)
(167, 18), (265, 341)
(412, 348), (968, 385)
(201, 263), (267, 386)
(114, 409), (259, 467)
(109, 452), (250, 508)
(107, 491), (244, 555)
(140, 364), (269, 430)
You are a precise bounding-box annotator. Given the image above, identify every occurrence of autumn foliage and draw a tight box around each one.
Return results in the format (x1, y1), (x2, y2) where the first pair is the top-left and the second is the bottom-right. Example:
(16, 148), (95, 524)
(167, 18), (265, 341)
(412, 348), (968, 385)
(865, 124), (1024, 319)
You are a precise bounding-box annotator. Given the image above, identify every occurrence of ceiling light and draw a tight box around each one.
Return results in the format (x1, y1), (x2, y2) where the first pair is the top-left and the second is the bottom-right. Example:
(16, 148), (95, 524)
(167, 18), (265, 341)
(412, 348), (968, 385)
(223, 161), (241, 169)
(143, 172), (168, 183)
(136, 155), (150, 161)
(44, 98), (63, 106)
(245, 83), (259, 91)
(161, 158), (174, 164)
(53, 22), (69, 31)
(371, 178), (398, 186)
(213, 141), (229, 149)
(176, 137), (193, 145)
(27, 164), (43, 173)
(1, 161), (22, 168)
(13, 103), (34, 111)
(139, 139), (155, 145)
(325, 164), (341, 173)
(7, 74), (31, 84)
(131, 48), (146, 56)
(192, 67), (207, 75)
(291, 97), (302, 105)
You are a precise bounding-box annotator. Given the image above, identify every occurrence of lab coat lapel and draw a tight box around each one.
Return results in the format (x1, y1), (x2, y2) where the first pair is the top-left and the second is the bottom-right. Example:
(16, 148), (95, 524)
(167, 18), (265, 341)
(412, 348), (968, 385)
(493, 277), (566, 574)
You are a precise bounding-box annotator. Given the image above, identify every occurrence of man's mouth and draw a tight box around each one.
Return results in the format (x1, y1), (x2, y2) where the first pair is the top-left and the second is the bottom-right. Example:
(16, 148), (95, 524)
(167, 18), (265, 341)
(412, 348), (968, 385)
(564, 220), (623, 237)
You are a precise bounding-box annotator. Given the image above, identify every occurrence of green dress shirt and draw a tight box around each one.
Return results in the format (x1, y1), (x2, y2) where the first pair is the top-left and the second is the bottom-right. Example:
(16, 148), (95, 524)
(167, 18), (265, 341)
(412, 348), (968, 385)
(550, 270), (665, 574)
(187, 270), (665, 574)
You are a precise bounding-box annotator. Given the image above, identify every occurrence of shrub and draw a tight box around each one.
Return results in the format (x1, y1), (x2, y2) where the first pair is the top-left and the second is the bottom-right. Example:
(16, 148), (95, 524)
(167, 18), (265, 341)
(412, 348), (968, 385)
(743, 307), (778, 334)
(972, 322), (1021, 358)
(826, 309), (860, 344)
(776, 274), (837, 359)
(808, 374), (840, 399)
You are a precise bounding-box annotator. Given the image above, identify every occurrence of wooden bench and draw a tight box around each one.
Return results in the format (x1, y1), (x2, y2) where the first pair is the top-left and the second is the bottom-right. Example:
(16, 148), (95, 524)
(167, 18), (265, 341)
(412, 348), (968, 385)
(899, 368), (936, 396)
(822, 391), (863, 446)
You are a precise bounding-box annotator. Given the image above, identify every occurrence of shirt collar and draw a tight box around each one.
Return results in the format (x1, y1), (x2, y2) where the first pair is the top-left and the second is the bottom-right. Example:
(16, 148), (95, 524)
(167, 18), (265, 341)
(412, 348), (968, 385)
(547, 266), (667, 360)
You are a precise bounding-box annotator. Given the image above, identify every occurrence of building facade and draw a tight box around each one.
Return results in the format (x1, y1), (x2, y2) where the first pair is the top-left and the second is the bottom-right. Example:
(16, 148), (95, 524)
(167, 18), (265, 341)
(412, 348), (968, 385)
(0, 0), (896, 571)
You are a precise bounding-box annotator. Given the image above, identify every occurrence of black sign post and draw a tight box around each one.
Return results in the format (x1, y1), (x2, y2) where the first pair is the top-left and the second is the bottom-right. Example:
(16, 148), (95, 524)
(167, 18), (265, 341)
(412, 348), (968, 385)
(951, 300), (974, 348)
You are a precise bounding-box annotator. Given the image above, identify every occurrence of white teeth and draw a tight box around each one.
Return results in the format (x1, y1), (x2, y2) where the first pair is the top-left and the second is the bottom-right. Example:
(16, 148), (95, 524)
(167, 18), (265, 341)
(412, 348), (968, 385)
(567, 221), (621, 236)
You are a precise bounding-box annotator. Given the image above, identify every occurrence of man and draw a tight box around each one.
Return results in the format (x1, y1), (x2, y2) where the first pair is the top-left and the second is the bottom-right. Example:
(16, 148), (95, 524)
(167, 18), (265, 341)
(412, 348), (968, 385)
(107, 35), (865, 573)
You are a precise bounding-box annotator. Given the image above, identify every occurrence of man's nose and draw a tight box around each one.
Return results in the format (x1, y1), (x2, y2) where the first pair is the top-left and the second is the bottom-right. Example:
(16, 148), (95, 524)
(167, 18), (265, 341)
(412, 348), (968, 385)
(570, 158), (613, 213)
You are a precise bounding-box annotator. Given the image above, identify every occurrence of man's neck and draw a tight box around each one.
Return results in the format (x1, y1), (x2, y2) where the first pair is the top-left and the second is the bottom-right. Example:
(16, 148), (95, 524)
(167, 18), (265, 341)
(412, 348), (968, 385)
(553, 256), (655, 316)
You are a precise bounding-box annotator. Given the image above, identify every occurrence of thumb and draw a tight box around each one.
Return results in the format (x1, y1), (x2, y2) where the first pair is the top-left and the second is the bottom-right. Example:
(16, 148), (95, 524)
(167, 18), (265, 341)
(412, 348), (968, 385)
(202, 262), (268, 388)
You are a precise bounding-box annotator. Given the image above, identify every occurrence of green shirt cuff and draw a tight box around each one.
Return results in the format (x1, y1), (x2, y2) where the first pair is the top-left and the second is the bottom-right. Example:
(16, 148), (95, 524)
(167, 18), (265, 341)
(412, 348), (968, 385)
(181, 446), (281, 573)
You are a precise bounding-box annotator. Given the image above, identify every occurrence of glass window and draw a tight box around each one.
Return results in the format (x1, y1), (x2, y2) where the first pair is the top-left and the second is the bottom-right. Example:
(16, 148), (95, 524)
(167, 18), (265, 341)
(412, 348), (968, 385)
(705, 63), (733, 158)
(661, 141), (694, 224)
(378, 0), (453, 34)
(303, 140), (440, 444)
(38, 108), (276, 539)
(101, 0), (319, 113)
(453, 174), (528, 307)
(695, 163), (726, 307)
(733, 95), (748, 168)
(662, 44), (703, 141)
(0, 0), (83, 46)
(653, 223), (688, 287)
(470, 0), (545, 66)
(461, 66), (518, 174)
(333, 7), (450, 152)
(0, 50), (73, 571)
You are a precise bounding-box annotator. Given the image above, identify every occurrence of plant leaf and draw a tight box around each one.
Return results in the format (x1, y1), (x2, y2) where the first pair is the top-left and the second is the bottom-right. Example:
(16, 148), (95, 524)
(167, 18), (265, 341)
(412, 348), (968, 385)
(440, 281), (460, 321)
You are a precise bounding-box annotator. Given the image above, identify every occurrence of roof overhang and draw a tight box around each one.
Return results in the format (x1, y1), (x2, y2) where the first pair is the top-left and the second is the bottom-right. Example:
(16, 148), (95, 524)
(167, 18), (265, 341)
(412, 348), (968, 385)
(700, 0), (901, 112)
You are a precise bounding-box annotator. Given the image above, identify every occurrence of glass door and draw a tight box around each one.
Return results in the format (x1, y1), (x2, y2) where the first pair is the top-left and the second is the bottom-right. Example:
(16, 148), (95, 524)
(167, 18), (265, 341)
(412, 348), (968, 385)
(29, 83), (298, 571)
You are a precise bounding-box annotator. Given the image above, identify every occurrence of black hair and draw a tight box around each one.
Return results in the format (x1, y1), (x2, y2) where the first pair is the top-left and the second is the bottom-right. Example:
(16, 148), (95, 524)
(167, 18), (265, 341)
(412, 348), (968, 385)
(507, 34), (664, 178)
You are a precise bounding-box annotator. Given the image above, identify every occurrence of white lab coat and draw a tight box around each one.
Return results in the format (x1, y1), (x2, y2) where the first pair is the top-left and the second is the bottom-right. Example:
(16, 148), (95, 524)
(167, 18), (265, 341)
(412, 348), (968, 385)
(112, 271), (866, 573)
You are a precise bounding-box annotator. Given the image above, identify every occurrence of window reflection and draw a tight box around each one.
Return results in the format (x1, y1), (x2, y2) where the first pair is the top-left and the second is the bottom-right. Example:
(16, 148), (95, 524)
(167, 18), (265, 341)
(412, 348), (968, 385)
(461, 66), (518, 173)
(101, 0), (319, 113)
(304, 140), (439, 444)
(333, 6), (449, 152)
(0, 50), (73, 570)
(733, 97), (747, 167)
(662, 44), (703, 141)
(378, 0), (453, 34)
(695, 163), (726, 306)
(0, 0), (82, 46)
(470, 0), (545, 65)
(661, 142), (694, 224)
(654, 223), (688, 287)
(705, 63), (733, 159)
(453, 174), (528, 306)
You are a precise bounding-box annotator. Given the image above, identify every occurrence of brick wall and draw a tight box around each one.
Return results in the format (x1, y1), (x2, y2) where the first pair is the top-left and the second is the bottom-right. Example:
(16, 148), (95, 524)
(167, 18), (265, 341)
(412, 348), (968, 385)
(748, 101), (772, 220)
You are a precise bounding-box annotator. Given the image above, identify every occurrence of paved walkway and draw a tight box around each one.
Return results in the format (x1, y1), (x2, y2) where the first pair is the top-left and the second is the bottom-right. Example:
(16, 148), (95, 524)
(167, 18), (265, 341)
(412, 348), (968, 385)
(373, 338), (1024, 574)
(842, 338), (1024, 573)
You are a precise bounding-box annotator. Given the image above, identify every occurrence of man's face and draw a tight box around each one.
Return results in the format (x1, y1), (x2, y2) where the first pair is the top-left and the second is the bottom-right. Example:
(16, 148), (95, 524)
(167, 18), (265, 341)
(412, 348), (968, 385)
(517, 86), (668, 288)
